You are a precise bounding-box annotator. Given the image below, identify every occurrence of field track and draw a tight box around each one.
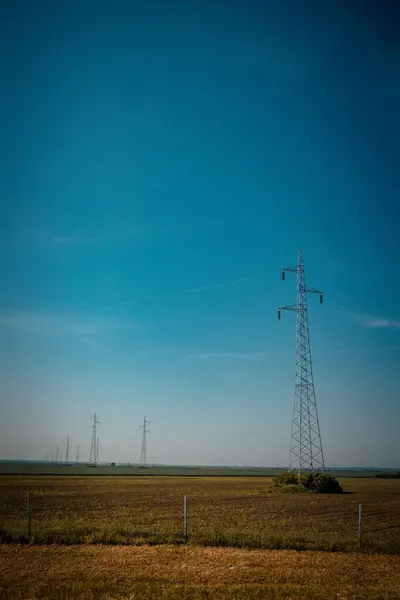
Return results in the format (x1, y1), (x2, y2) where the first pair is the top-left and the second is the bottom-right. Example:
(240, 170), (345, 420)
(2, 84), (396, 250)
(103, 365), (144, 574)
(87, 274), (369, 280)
(1, 544), (400, 599)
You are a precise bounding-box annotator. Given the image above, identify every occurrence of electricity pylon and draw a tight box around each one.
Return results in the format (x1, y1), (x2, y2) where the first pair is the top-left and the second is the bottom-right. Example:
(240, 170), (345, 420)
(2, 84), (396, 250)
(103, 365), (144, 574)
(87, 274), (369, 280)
(76, 444), (80, 463)
(139, 417), (150, 468)
(65, 436), (70, 463)
(89, 413), (100, 466)
(278, 250), (325, 474)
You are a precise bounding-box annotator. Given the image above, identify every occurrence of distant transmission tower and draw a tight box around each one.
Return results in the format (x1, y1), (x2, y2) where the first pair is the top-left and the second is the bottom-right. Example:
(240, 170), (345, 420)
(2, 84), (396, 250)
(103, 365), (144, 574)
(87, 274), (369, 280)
(65, 436), (70, 463)
(278, 250), (325, 474)
(89, 413), (100, 466)
(139, 417), (150, 468)
(76, 444), (80, 463)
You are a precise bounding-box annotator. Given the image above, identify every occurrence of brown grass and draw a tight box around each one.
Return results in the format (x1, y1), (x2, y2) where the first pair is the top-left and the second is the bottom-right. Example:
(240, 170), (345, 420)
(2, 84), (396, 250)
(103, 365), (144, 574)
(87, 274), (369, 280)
(0, 476), (399, 553)
(0, 544), (399, 599)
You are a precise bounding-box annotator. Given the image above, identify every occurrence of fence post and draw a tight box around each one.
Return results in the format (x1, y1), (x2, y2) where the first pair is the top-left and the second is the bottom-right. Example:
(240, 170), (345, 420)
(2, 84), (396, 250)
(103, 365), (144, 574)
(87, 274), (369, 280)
(358, 503), (362, 549)
(183, 495), (188, 543)
(27, 492), (31, 543)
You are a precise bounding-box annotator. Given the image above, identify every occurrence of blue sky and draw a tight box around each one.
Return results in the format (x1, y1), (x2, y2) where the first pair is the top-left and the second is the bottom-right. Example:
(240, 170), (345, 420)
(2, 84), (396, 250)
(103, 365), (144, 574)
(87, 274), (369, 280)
(0, 0), (399, 466)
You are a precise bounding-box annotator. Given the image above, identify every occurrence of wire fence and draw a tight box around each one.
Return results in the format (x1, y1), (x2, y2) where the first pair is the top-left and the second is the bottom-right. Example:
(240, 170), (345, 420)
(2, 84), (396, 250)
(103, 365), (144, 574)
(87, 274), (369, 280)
(1, 489), (399, 554)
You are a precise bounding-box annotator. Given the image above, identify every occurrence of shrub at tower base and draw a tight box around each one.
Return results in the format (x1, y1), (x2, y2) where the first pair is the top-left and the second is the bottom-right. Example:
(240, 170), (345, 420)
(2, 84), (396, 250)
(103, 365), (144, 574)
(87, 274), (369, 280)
(270, 472), (343, 494)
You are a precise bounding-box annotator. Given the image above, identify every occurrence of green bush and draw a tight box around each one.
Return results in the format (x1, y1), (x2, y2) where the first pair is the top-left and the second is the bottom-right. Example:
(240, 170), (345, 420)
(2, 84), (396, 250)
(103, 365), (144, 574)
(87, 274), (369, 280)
(271, 472), (299, 487)
(278, 484), (308, 495)
(299, 472), (343, 494)
(271, 471), (343, 494)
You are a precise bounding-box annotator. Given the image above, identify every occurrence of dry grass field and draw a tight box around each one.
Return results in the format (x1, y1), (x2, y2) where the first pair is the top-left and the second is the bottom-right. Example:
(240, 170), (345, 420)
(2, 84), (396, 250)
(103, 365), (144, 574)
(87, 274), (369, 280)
(1, 476), (399, 553)
(1, 544), (400, 599)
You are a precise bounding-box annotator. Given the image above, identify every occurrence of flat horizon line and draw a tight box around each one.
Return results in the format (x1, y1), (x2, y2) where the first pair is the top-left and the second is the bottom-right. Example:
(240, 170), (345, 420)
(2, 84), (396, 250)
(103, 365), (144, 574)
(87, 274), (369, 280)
(0, 459), (398, 471)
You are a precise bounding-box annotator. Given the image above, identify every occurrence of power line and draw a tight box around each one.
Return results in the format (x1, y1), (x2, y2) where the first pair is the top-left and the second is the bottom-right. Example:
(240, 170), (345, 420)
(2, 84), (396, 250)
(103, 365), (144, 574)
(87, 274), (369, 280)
(278, 250), (325, 474)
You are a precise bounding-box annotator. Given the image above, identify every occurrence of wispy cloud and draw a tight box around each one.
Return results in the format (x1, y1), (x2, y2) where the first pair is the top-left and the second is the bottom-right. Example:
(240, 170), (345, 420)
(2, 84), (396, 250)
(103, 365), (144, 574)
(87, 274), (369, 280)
(189, 352), (268, 360)
(0, 277), (251, 342)
(50, 235), (97, 245)
(36, 218), (224, 246)
(364, 316), (400, 329)
(116, 219), (219, 237)
(36, 231), (97, 245)
(0, 311), (145, 338)
(344, 312), (400, 330)
(122, 277), (252, 305)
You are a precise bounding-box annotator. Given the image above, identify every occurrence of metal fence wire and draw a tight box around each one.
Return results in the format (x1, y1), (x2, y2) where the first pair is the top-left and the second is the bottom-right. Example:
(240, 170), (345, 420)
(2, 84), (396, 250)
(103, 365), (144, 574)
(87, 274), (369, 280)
(1, 486), (399, 553)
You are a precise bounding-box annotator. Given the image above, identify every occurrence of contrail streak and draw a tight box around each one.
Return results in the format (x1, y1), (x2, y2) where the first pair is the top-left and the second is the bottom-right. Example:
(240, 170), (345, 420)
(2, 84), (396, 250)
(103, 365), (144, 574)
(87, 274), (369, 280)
(120, 277), (252, 305)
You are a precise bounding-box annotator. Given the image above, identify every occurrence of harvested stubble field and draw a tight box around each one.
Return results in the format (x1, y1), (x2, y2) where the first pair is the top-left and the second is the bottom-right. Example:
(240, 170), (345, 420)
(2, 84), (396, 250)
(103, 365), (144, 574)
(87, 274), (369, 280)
(1, 544), (400, 600)
(0, 476), (400, 554)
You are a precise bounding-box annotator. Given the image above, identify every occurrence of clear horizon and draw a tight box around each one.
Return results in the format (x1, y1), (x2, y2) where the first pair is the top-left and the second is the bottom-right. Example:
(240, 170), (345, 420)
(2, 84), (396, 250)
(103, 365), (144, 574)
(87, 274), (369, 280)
(1, 0), (399, 468)
(1, 459), (398, 471)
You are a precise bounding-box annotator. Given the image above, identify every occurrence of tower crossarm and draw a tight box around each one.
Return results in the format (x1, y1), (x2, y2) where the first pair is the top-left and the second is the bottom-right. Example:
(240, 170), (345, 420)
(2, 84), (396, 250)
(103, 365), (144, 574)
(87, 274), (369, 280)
(304, 286), (323, 304)
(277, 305), (305, 319)
(282, 266), (298, 276)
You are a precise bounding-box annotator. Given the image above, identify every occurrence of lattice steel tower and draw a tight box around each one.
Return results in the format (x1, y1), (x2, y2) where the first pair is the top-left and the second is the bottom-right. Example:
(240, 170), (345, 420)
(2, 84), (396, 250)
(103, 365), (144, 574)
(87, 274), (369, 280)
(278, 250), (325, 474)
(139, 417), (150, 468)
(65, 436), (70, 463)
(89, 413), (100, 466)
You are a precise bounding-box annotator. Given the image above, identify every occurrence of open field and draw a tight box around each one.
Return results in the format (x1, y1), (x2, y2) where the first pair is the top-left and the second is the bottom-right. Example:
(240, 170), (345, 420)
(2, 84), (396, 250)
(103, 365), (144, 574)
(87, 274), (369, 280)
(1, 476), (399, 553)
(1, 544), (400, 599)
(0, 461), (285, 478)
(1, 460), (390, 478)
